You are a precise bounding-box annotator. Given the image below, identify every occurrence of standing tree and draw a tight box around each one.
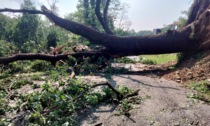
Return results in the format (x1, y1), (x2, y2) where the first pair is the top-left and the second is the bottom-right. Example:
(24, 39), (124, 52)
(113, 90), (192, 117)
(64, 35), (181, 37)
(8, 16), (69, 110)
(12, 0), (39, 51)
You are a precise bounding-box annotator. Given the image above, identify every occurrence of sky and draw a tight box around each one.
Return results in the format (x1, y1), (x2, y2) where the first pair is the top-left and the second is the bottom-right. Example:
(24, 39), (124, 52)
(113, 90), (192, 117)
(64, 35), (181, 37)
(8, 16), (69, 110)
(0, 0), (193, 31)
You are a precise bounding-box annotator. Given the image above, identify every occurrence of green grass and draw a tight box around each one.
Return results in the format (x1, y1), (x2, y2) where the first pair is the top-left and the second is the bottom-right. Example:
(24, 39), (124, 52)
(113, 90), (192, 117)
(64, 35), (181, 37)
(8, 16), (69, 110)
(139, 54), (177, 65)
(187, 81), (210, 103)
(189, 81), (210, 94)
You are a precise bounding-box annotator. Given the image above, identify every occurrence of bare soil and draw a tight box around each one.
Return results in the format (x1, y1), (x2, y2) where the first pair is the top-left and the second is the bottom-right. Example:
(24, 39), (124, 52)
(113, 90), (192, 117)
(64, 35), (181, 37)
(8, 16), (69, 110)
(163, 52), (210, 84)
(75, 53), (210, 126)
(76, 75), (210, 126)
(9, 53), (210, 126)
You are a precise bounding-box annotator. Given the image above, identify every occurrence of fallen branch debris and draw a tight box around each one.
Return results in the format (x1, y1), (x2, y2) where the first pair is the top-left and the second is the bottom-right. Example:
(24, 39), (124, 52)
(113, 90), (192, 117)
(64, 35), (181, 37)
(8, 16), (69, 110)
(0, 51), (109, 64)
(42, 82), (139, 115)
(74, 82), (139, 101)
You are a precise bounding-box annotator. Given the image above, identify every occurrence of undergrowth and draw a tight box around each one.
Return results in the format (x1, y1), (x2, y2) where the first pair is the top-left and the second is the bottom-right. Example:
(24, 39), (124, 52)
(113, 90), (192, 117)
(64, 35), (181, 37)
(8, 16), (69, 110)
(0, 59), (141, 126)
(0, 77), (140, 125)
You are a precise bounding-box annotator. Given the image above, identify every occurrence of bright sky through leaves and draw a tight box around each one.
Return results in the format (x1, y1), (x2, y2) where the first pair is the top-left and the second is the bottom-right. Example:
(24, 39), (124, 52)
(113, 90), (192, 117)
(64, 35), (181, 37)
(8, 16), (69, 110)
(1, 0), (192, 31)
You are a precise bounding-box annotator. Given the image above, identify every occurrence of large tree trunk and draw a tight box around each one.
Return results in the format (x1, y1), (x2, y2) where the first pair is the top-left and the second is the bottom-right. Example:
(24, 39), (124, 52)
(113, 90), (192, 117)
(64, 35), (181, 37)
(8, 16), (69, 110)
(0, 51), (107, 64)
(0, 1), (210, 63)
(187, 0), (210, 25)
(36, 4), (210, 56)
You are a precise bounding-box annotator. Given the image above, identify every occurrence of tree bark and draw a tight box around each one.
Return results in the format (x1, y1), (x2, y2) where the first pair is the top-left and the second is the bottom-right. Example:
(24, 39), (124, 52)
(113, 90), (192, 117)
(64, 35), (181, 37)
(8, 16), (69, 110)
(103, 0), (111, 25)
(1, 1), (210, 57)
(187, 0), (210, 25)
(0, 53), (68, 65)
(95, 0), (114, 34)
(0, 51), (108, 64)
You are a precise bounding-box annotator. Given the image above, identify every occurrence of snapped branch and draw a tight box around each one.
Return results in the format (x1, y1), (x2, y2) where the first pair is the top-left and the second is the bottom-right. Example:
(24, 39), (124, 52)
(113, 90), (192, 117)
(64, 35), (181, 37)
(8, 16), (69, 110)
(0, 51), (108, 64)
(0, 8), (44, 14)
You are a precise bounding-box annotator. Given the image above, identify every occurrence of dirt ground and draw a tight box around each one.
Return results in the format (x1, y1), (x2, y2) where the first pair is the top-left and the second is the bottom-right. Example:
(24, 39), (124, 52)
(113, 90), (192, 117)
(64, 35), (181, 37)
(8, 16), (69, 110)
(75, 53), (210, 126)
(76, 75), (210, 126)
(13, 68), (210, 126)
(163, 54), (210, 84)
(9, 53), (210, 126)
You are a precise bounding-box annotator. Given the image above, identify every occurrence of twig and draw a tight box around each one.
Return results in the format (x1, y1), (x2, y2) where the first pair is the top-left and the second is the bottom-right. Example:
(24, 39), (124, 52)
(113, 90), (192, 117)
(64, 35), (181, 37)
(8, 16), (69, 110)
(73, 82), (140, 102)
(69, 61), (77, 79)
(41, 82), (139, 115)
(73, 82), (123, 102)
(123, 89), (140, 99)
(9, 111), (31, 125)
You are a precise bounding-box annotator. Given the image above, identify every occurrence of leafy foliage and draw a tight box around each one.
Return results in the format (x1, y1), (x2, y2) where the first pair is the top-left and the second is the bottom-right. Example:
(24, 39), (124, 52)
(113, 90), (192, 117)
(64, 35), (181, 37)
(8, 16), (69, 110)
(47, 30), (58, 49)
(0, 40), (17, 57)
(0, 62), (140, 125)
(189, 81), (210, 94)
(31, 60), (51, 71)
(187, 81), (210, 103)
(13, 0), (39, 51)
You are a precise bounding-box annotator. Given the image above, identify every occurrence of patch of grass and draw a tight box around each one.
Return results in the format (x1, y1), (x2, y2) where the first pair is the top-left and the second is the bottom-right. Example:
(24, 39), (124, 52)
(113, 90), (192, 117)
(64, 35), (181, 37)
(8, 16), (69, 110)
(0, 99), (7, 115)
(11, 77), (33, 89)
(31, 74), (43, 81)
(117, 86), (133, 96)
(0, 91), (9, 117)
(187, 93), (206, 101)
(114, 57), (136, 63)
(0, 73), (10, 80)
(188, 81), (210, 102)
(139, 54), (177, 64)
(118, 99), (132, 116)
(0, 76), (34, 90)
(115, 96), (142, 117)
(114, 86), (142, 117)
(189, 81), (210, 93)
(142, 59), (157, 65)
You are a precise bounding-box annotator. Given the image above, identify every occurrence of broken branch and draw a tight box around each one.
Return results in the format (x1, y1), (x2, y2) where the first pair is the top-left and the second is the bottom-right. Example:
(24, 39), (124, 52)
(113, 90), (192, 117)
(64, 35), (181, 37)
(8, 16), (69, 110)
(0, 51), (109, 64)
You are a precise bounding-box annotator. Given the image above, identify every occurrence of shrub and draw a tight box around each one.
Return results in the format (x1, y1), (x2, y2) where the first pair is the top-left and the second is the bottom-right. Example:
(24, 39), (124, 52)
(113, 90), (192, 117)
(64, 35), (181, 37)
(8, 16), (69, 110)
(31, 60), (50, 71)
(8, 62), (24, 73)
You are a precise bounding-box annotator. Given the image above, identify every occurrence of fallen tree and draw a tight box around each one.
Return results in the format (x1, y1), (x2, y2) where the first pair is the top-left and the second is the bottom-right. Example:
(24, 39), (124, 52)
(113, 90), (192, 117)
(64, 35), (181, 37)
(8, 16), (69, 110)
(0, 51), (107, 64)
(0, 0), (210, 64)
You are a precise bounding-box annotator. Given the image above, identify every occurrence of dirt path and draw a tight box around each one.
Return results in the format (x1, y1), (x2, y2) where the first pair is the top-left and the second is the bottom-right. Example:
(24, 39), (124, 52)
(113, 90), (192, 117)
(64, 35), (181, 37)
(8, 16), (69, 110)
(77, 75), (210, 126)
(10, 62), (210, 125)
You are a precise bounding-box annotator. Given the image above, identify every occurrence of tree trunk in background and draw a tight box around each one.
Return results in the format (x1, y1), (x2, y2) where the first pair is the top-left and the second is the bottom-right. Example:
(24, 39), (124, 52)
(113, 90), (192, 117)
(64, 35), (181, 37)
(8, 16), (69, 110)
(37, 2), (210, 56)
(95, 0), (113, 35)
